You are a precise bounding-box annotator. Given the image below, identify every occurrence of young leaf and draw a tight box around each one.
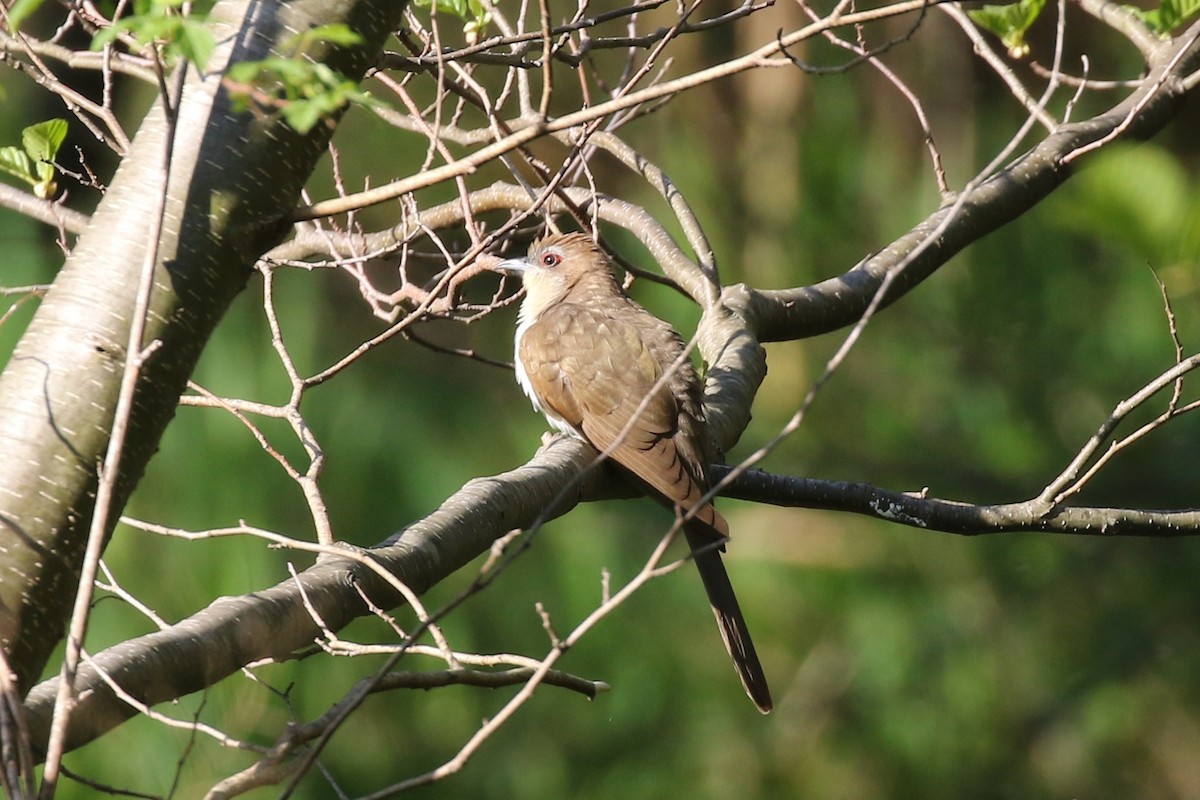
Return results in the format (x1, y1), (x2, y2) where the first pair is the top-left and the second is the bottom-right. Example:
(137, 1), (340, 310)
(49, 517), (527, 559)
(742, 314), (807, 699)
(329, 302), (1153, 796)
(34, 160), (55, 185)
(33, 161), (58, 199)
(296, 23), (364, 49)
(177, 19), (216, 69)
(1130, 0), (1200, 34)
(413, 0), (470, 19)
(22, 119), (68, 164)
(88, 1), (215, 70)
(283, 100), (324, 134)
(968, 0), (1047, 58)
(463, 0), (493, 44)
(0, 147), (35, 185)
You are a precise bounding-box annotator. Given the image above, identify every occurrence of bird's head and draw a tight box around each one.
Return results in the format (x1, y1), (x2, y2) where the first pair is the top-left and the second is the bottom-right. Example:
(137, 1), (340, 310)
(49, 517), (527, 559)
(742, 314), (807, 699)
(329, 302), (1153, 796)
(495, 232), (619, 315)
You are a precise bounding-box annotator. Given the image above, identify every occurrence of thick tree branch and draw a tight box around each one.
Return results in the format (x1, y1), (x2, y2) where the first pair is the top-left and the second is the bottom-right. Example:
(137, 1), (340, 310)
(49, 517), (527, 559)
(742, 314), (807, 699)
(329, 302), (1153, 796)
(21, 436), (606, 755)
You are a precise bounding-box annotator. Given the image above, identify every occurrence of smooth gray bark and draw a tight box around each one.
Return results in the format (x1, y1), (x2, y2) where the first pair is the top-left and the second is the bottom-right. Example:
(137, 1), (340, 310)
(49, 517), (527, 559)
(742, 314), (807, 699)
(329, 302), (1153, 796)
(0, 0), (408, 692)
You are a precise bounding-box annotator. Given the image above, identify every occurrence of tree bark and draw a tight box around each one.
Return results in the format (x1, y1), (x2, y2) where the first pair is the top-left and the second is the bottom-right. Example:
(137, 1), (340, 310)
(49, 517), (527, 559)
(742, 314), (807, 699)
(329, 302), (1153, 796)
(0, 0), (409, 692)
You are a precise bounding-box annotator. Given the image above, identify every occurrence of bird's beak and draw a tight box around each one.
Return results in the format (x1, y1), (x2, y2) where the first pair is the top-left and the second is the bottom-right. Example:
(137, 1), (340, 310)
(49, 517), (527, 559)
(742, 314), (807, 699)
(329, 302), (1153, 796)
(493, 257), (530, 276)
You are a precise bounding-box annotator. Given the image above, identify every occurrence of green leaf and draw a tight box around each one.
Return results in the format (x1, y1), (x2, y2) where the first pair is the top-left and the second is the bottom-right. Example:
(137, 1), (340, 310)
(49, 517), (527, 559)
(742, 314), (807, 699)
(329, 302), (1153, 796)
(413, 0), (470, 18)
(88, 1), (215, 69)
(89, 16), (169, 52)
(224, 39), (379, 133)
(226, 61), (263, 84)
(132, 16), (184, 45)
(282, 100), (324, 134)
(1166, 0), (1198, 28)
(176, 20), (216, 69)
(6, 0), (49, 31)
(34, 160), (55, 184)
(0, 147), (35, 185)
(463, 0), (492, 43)
(413, 0), (490, 42)
(265, 57), (315, 85)
(1129, 0), (1200, 34)
(90, 24), (122, 52)
(33, 161), (58, 199)
(968, 0), (1047, 58)
(298, 23), (363, 48)
(22, 119), (68, 164)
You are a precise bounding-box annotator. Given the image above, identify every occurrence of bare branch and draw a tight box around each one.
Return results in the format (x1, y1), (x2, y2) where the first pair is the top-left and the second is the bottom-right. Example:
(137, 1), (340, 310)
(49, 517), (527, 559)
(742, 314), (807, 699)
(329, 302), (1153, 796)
(0, 183), (88, 235)
(0, 30), (158, 83)
(726, 25), (1200, 342)
(714, 466), (1200, 536)
(292, 0), (947, 221)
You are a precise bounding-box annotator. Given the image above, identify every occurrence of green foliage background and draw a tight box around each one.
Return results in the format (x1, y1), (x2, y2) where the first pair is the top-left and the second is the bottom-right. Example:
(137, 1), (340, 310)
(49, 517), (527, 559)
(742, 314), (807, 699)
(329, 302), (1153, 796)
(3, 8), (1200, 799)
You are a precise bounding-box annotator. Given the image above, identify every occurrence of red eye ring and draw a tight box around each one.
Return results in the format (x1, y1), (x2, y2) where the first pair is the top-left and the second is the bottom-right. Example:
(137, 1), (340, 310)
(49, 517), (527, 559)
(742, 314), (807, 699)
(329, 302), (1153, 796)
(540, 252), (562, 267)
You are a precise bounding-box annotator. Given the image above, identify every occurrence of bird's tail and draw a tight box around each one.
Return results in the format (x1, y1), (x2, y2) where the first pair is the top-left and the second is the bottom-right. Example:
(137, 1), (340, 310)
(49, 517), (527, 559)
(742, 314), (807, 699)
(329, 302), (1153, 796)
(684, 526), (773, 713)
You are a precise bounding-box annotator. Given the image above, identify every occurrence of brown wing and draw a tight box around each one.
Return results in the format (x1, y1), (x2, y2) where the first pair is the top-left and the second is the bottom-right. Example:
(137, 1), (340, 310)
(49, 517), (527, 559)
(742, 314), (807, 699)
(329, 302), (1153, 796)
(521, 301), (726, 534)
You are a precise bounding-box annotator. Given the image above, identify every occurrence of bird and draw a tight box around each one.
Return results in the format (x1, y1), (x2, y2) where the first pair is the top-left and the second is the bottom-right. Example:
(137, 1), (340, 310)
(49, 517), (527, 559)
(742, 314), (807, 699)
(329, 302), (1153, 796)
(494, 231), (772, 713)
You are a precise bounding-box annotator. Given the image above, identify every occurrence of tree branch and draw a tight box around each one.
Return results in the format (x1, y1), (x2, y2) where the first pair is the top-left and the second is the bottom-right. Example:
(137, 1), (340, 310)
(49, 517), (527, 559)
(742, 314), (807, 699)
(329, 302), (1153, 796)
(714, 467), (1200, 536)
(0, 0), (412, 691)
(726, 24), (1200, 343)
(21, 436), (606, 755)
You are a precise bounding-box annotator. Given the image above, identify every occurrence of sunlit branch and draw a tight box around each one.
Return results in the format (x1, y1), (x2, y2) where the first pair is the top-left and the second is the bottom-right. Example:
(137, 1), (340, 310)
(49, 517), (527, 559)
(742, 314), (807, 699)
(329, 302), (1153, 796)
(292, 0), (946, 221)
(0, 31), (158, 83)
(0, 182), (89, 235)
(213, 665), (606, 797)
(0, 24), (131, 154)
(381, 0), (774, 70)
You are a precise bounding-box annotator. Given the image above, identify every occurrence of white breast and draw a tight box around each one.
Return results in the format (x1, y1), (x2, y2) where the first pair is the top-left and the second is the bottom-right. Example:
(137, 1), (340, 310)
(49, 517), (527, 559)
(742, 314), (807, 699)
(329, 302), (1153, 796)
(514, 312), (583, 439)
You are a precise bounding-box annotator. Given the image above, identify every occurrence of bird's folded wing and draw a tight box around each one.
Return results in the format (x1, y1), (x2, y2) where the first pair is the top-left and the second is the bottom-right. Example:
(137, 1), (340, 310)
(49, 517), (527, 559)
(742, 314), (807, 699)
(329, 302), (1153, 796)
(521, 303), (729, 536)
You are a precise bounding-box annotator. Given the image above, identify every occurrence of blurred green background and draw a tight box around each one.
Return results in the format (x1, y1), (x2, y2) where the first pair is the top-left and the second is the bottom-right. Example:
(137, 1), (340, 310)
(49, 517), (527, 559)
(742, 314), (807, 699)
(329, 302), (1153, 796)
(4, 3), (1200, 798)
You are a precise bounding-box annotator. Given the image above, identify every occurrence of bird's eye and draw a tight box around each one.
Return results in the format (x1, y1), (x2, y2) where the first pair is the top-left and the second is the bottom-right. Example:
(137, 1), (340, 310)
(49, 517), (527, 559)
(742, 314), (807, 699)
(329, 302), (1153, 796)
(540, 252), (562, 268)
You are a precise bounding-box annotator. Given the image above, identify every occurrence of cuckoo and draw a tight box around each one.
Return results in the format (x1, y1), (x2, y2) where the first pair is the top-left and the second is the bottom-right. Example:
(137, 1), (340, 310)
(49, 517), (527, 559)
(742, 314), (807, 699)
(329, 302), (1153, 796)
(495, 232), (772, 713)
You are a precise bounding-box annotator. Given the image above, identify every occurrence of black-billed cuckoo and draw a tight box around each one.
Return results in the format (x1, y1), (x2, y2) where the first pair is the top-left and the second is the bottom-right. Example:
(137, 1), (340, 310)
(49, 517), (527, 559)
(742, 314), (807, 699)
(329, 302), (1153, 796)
(495, 232), (773, 713)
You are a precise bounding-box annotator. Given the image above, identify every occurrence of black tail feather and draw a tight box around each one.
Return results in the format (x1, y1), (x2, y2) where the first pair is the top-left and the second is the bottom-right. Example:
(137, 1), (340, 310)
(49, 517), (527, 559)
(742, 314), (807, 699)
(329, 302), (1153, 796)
(685, 527), (773, 713)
